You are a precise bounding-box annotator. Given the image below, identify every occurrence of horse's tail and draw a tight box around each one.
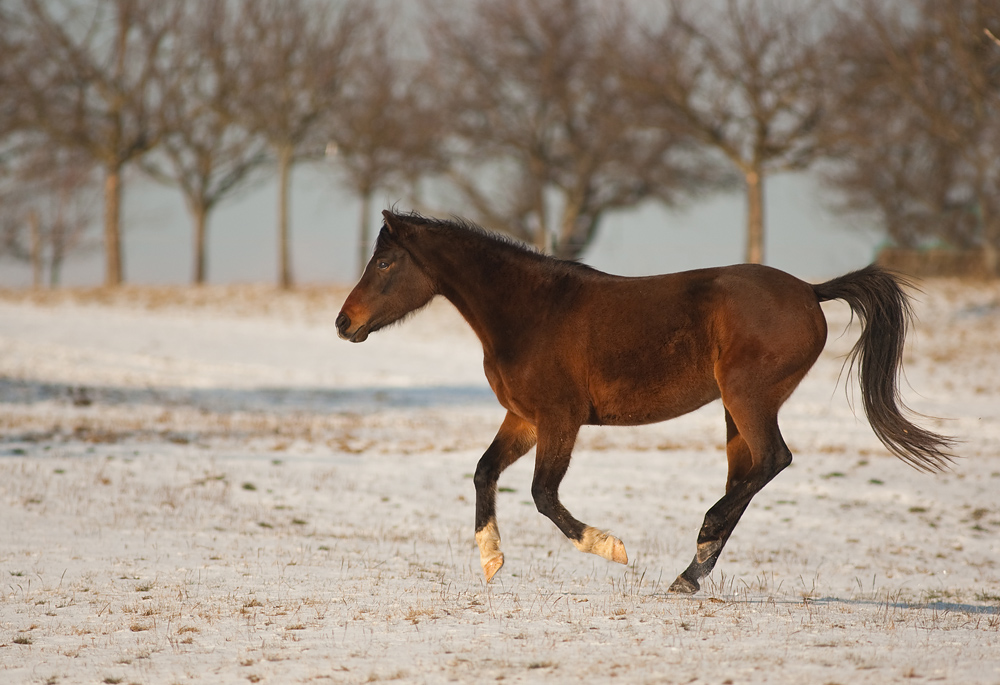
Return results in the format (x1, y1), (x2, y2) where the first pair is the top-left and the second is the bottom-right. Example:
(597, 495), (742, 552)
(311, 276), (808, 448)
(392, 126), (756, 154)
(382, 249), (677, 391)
(812, 264), (955, 473)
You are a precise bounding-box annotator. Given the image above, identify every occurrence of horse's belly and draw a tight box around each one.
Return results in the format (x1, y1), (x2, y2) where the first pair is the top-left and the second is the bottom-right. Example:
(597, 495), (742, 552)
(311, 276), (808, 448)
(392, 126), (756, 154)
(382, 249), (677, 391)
(590, 379), (721, 426)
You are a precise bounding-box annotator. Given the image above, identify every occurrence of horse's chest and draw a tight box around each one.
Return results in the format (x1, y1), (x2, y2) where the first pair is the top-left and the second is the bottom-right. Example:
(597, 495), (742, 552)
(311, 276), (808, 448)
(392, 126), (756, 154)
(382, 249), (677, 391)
(483, 357), (543, 421)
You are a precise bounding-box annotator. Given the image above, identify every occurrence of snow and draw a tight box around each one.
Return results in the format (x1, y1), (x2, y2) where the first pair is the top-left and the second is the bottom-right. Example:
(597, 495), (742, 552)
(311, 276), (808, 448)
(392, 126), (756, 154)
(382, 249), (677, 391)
(1, 281), (998, 684)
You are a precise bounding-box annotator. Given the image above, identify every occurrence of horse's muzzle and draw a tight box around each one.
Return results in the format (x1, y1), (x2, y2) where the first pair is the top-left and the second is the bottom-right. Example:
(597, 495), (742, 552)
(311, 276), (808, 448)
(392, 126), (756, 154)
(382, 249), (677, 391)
(336, 312), (368, 343)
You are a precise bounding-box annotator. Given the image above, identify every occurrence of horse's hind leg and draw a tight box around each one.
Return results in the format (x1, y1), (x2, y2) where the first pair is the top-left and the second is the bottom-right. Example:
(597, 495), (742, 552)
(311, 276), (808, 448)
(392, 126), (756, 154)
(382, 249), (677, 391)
(669, 406), (792, 594)
(474, 411), (537, 582)
(723, 409), (755, 494)
(531, 422), (628, 565)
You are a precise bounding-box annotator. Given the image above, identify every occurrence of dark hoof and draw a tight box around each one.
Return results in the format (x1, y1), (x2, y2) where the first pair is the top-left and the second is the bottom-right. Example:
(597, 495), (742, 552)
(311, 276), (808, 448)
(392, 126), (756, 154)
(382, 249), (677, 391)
(668, 574), (699, 594)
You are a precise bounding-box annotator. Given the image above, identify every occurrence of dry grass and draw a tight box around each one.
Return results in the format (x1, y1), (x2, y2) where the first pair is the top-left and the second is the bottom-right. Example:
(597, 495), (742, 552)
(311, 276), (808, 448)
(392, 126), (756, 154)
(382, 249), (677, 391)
(3, 443), (995, 682)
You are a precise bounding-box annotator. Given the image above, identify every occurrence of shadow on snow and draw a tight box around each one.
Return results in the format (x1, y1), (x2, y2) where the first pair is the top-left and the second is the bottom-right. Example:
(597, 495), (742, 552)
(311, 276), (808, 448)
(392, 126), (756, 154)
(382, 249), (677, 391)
(0, 377), (496, 415)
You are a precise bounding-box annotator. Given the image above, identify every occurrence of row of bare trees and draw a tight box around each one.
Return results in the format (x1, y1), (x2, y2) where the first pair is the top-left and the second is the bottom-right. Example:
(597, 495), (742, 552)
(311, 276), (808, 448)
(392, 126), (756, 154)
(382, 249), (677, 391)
(823, 0), (1000, 270)
(0, 0), (382, 286)
(1, 0), (998, 287)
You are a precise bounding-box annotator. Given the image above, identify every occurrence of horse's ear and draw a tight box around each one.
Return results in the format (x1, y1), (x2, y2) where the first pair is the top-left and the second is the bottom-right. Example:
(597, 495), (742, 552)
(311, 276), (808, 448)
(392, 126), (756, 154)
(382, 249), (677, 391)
(382, 210), (404, 235)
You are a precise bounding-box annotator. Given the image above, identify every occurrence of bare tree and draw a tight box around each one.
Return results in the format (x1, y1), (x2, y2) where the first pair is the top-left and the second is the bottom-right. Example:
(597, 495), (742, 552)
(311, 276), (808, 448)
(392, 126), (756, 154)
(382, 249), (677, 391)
(822, 0), (1000, 271)
(13, 0), (181, 286)
(627, 0), (828, 264)
(0, 146), (100, 287)
(0, 4), (39, 176)
(424, 0), (713, 259)
(142, 0), (270, 284)
(0, 5), (20, 153)
(223, 0), (372, 288)
(323, 15), (445, 277)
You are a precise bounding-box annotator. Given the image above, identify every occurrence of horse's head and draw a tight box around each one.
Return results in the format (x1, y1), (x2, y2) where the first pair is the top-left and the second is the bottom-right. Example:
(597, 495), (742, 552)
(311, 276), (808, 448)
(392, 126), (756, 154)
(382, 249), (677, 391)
(336, 211), (436, 343)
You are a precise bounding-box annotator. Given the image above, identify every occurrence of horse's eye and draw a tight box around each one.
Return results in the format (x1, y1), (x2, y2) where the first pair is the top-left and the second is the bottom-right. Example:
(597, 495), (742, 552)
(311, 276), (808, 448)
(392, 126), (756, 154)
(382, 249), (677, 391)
(377, 260), (390, 271)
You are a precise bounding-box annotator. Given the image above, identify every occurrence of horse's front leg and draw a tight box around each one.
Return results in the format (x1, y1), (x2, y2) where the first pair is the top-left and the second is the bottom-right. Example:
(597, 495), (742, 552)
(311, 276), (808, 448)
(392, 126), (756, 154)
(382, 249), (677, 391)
(473, 412), (537, 582)
(532, 421), (628, 565)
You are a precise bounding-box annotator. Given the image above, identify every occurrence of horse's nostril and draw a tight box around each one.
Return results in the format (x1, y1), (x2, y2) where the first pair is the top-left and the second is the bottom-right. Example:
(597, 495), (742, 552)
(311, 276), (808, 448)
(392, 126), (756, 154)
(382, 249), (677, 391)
(336, 312), (350, 334)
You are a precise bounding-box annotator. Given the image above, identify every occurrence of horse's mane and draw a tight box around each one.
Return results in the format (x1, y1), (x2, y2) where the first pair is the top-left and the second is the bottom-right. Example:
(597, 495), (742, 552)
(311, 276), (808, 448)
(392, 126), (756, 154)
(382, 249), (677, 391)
(379, 211), (597, 275)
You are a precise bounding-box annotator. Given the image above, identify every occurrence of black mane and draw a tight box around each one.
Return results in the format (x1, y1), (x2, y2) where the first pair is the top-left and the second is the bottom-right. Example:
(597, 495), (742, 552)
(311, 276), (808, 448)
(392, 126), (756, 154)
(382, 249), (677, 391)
(378, 210), (598, 275)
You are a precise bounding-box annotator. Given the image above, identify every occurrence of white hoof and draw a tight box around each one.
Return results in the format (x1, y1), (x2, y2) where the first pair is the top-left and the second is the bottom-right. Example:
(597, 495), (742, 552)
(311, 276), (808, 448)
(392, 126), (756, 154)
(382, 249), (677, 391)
(476, 520), (504, 582)
(573, 526), (628, 564)
(482, 553), (504, 582)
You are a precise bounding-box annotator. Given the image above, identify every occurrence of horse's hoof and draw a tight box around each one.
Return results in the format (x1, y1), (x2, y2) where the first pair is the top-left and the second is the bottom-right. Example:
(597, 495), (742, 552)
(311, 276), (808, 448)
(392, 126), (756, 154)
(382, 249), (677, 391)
(668, 574), (699, 594)
(609, 537), (628, 565)
(575, 527), (628, 564)
(482, 553), (504, 583)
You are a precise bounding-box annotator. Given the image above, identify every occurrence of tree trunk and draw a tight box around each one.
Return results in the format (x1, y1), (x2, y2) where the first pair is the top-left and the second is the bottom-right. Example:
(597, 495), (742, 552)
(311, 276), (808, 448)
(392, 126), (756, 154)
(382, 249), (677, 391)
(744, 168), (764, 265)
(558, 213), (601, 261)
(50, 207), (65, 288)
(557, 203), (579, 260)
(28, 210), (42, 289)
(980, 198), (998, 277)
(537, 222), (552, 253)
(193, 202), (208, 285)
(529, 158), (549, 254)
(555, 200), (592, 260)
(104, 5), (128, 288)
(983, 244), (997, 277)
(358, 188), (373, 279)
(50, 240), (63, 288)
(49, 259), (63, 288)
(532, 211), (550, 254)
(104, 165), (123, 286)
(277, 145), (293, 289)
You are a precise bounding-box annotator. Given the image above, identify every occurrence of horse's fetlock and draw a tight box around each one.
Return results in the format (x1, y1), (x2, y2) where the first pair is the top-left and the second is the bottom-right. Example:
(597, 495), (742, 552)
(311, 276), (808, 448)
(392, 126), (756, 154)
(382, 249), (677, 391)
(696, 539), (723, 564)
(530, 486), (551, 514)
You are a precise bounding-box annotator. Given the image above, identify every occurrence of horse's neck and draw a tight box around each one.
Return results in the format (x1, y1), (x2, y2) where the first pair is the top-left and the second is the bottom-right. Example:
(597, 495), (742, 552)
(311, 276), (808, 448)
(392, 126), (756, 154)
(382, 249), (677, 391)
(420, 234), (550, 352)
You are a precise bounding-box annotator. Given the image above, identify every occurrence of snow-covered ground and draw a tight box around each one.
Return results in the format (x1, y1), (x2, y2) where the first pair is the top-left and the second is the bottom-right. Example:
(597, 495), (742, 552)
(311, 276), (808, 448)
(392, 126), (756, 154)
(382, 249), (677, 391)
(0, 280), (998, 684)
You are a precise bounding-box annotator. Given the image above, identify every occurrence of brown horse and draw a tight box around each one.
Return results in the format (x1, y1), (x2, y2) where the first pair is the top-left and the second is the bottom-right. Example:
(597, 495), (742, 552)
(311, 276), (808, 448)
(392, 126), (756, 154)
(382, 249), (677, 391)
(337, 210), (954, 594)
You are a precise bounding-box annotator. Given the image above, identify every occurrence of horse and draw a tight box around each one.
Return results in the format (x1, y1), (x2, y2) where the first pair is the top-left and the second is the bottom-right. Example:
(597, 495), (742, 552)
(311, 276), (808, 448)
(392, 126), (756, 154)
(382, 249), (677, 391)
(336, 210), (954, 594)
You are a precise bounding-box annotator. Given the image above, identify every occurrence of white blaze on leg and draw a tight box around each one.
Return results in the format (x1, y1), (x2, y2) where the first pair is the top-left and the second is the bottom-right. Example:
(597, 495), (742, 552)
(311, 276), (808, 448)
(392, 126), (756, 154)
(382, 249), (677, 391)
(475, 519), (504, 582)
(572, 526), (628, 565)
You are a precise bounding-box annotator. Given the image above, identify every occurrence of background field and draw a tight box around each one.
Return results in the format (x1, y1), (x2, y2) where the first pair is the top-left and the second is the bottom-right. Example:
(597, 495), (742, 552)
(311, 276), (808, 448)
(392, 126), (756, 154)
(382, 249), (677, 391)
(1, 280), (999, 684)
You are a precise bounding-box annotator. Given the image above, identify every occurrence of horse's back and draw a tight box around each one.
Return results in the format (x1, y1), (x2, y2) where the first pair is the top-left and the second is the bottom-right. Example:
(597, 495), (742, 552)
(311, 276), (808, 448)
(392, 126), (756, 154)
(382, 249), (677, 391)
(581, 263), (823, 347)
(578, 264), (827, 426)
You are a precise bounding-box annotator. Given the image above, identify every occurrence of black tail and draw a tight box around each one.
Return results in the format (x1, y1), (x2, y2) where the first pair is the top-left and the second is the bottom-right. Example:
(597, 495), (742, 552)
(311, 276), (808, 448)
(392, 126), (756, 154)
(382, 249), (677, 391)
(813, 264), (955, 473)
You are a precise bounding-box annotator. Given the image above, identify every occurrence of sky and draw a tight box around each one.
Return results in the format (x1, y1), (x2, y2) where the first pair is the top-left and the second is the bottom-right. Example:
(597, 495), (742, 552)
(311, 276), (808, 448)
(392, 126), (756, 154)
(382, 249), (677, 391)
(0, 167), (883, 289)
